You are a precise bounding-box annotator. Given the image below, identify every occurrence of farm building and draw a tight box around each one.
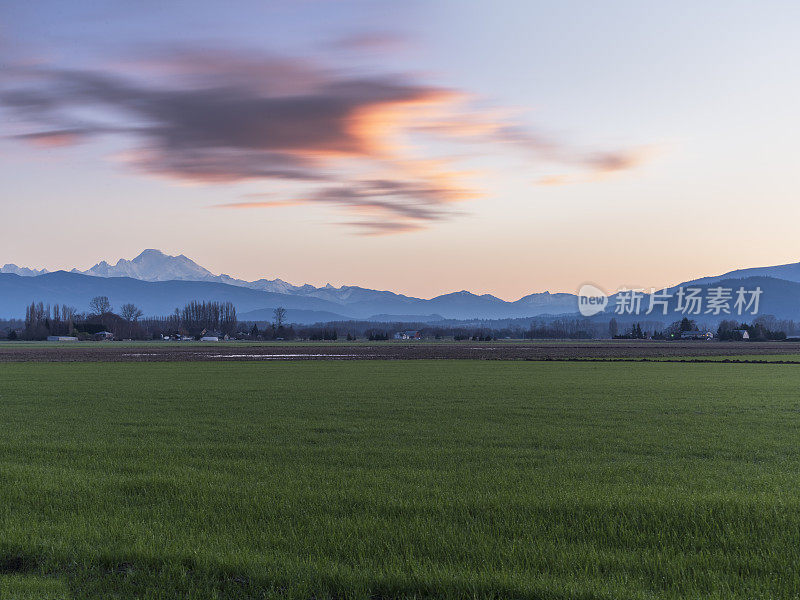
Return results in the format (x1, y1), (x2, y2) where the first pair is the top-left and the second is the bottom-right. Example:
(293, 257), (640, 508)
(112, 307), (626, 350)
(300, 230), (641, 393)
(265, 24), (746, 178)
(394, 330), (421, 340)
(200, 336), (219, 342)
(680, 331), (714, 341)
(46, 336), (78, 342)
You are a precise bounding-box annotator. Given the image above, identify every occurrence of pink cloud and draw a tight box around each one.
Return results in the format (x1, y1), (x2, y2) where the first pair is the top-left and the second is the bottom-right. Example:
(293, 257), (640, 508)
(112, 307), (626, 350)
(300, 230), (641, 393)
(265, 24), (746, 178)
(0, 46), (650, 234)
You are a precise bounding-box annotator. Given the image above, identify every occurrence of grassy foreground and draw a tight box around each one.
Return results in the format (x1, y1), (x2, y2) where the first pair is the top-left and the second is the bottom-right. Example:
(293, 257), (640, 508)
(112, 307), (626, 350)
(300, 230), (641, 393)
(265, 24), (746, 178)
(1, 361), (800, 599)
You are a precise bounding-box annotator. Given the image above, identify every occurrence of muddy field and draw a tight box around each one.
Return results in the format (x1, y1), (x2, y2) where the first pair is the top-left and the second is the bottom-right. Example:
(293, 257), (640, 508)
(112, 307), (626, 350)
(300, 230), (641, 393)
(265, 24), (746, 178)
(2, 340), (800, 362)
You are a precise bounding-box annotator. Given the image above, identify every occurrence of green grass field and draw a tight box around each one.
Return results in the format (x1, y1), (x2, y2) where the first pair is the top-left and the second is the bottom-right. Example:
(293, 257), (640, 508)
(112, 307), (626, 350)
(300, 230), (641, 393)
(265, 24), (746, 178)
(665, 354), (800, 362)
(2, 360), (800, 599)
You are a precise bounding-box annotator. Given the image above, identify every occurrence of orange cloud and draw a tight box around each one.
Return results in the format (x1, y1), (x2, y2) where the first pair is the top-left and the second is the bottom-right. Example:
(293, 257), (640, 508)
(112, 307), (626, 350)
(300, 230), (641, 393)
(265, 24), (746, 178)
(536, 174), (571, 186)
(1, 46), (652, 234)
(348, 89), (466, 157)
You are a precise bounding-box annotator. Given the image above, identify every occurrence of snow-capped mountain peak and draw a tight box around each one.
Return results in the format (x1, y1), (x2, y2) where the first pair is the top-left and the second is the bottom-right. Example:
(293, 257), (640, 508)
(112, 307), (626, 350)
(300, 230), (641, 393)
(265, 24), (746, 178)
(82, 249), (217, 282)
(75, 250), (310, 295)
(0, 264), (49, 277)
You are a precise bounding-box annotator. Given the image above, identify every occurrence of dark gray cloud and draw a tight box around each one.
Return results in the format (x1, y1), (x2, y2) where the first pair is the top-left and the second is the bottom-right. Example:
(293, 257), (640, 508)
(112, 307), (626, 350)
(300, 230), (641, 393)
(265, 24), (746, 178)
(0, 63), (444, 178)
(216, 179), (461, 234)
(0, 47), (648, 233)
(309, 179), (460, 220)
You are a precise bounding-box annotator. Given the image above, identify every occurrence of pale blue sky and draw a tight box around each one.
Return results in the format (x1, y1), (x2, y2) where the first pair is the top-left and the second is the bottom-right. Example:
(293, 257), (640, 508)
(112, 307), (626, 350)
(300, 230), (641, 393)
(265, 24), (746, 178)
(2, 1), (799, 299)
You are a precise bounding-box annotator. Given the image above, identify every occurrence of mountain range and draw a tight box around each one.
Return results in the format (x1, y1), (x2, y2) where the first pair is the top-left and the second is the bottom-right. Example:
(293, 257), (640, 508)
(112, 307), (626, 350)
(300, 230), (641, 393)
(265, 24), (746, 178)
(3, 250), (800, 323)
(0, 250), (578, 321)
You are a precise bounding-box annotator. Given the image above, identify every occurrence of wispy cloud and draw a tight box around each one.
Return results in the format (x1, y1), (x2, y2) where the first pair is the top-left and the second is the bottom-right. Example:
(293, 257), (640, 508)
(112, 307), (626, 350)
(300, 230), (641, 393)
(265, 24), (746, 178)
(325, 32), (410, 53)
(12, 128), (91, 147)
(534, 147), (654, 186)
(343, 220), (426, 236)
(214, 200), (303, 209)
(0, 45), (649, 233)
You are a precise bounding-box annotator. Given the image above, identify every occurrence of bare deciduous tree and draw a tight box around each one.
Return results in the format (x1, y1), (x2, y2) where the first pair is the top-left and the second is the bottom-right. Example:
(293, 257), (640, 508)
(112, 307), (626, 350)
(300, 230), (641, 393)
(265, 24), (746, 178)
(273, 307), (286, 329)
(608, 317), (618, 338)
(61, 305), (77, 323)
(89, 296), (112, 315)
(179, 300), (237, 336)
(120, 303), (144, 322)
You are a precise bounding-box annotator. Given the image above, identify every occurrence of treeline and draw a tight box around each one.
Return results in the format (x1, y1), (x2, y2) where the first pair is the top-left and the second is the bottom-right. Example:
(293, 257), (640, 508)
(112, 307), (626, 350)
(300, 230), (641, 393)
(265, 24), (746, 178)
(717, 317), (792, 341)
(3, 297), (237, 340)
(0, 319), (24, 340)
(265, 318), (604, 341)
(612, 323), (648, 339)
(526, 318), (599, 339)
(122, 300), (237, 339)
(0, 307), (663, 342)
(5, 298), (800, 342)
(4, 297), (146, 340)
(19, 302), (79, 340)
(178, 301), (237, 336)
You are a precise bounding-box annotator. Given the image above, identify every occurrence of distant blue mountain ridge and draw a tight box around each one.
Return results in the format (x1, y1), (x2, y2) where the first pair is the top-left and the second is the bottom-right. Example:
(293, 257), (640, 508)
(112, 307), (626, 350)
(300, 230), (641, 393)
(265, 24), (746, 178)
(2, 250), (800, 323)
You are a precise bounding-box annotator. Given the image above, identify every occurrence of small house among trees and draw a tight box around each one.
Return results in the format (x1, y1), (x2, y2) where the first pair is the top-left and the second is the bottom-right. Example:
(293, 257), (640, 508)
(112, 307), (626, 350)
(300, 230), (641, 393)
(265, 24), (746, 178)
(394, 330), (421, 340)
(680, 330), (714, 340)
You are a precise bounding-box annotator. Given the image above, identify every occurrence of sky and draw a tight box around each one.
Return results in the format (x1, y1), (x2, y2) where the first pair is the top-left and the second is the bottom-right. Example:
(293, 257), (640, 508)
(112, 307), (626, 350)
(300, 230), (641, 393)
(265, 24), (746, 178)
(2, 0), (799, 300)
